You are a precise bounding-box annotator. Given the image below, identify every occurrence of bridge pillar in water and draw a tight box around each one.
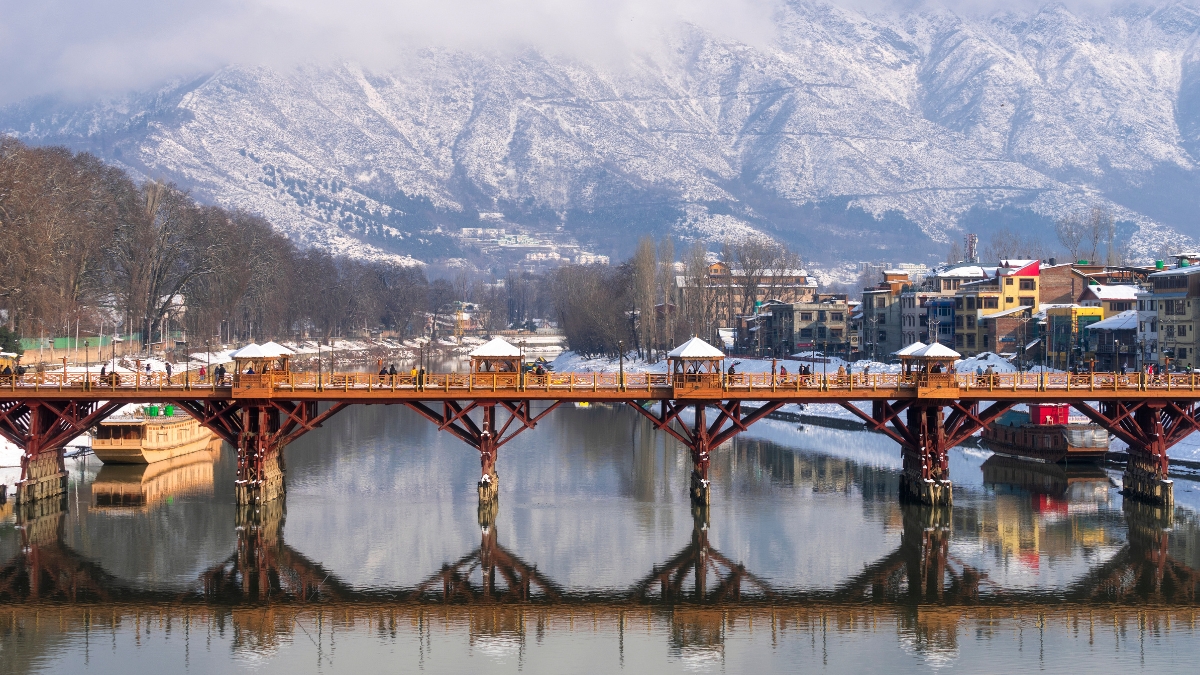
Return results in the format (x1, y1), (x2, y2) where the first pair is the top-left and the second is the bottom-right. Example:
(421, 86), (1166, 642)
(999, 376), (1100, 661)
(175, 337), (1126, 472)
(235, 404), (286, 506)
(1123, 403), (1174, 507)
(898, 404), (952, 506)
(477, 403), (500, 504)
(0, 400), (121, 507)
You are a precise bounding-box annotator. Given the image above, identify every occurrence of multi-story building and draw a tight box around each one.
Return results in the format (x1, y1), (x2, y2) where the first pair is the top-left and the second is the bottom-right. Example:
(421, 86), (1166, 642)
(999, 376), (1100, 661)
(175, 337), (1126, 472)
(792, 294), (851, 357)
(1136, 289), (1158, 367)
(678, 261), (818, 329)
(1045, 306), (1104, 369)
(1150, 264), (1200, 368)
(979, 306), (1037, 363)
(898, 264), (989, 345)
(862, 270), (911, 360)
(1077, 283), (1139, 318)
(924, 298), (956, 346)
(1084, 310), (1138, 371)
(953, 260), (1040, 356)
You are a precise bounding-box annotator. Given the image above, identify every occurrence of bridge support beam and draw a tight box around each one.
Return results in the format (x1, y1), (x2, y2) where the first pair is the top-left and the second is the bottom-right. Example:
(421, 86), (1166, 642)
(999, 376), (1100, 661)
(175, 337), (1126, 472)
(845, 400), (1014, 506)
(404, 400), (561, 505)
(175, 400), (347, 507)
(1072, 401), (1200, 507)
(0, 400), (122, 506)
(628, 400), (783, 505)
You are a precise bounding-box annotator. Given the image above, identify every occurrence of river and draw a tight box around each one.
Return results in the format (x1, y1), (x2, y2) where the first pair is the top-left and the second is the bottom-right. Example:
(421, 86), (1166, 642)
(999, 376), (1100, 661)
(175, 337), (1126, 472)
(1, 402), (1198, 673)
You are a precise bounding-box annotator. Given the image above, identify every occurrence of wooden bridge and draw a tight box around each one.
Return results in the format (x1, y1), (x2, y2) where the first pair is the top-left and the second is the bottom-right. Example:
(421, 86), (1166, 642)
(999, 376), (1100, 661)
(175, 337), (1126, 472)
(1, 337), (1198, 508)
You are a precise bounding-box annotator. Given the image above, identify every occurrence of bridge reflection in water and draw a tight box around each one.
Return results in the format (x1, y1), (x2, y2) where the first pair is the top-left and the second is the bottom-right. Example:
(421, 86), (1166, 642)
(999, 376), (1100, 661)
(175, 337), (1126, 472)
(2, 496), (1199, 665)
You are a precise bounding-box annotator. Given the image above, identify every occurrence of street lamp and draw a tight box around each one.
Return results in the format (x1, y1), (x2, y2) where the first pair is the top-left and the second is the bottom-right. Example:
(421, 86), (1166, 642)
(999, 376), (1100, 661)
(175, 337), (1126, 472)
(618, 340), (625, 391)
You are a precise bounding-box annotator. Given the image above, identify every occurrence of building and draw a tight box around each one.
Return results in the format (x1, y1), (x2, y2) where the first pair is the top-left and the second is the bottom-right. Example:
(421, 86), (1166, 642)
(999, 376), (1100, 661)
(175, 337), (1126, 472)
(678, 261), (819, 329)
(791, 295), (852, 357)
(1136, 289), (1158, 367)
(861, 270), (911, 360)
(952, 260), (1041, 356)
(1077, 283), (1139, 318)
(1045, 306), (1104, 369)
(898, 264), (989, 346)
(1084, 310), (1137, 371)
(925, 298), (956, 346)
(1149, 264), (1200, 369)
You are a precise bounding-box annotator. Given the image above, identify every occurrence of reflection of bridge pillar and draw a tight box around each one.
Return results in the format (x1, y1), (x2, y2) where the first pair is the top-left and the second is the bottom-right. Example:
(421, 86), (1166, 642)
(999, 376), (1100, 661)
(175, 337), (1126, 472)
(235, 404), (285, 506)
(899, 405), (952, 506)
(900, 505), (953, 603)
(230, 499), (287, 600)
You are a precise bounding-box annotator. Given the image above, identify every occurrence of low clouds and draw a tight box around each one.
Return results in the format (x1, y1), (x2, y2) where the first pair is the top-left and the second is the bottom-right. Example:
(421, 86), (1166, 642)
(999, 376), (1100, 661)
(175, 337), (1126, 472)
(0, 0), (781, 104)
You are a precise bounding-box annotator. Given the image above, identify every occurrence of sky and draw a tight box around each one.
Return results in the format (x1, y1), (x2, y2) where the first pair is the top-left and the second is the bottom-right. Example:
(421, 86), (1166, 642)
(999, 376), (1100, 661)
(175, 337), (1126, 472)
(0, 0), (1167, 106)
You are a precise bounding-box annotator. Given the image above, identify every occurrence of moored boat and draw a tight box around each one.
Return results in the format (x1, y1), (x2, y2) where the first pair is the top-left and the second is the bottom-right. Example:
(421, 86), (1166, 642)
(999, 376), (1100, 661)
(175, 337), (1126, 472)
(92, 404), (218, 464)
(981, 403), (1109, 463)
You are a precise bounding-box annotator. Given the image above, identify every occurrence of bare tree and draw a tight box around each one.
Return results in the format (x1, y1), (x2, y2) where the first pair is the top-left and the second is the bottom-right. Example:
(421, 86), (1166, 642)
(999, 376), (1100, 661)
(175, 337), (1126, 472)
(1056, 213), (1085, 263)
(631, 236), (657, 359)
(945, 240), (963, 265)
(680, 242), (717, 344)
(1085, 207), (1113, 264)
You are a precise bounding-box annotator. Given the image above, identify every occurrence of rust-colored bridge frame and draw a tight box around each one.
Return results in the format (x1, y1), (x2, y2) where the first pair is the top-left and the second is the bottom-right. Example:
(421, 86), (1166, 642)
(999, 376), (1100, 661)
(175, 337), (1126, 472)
(2, 369), (1198, 508)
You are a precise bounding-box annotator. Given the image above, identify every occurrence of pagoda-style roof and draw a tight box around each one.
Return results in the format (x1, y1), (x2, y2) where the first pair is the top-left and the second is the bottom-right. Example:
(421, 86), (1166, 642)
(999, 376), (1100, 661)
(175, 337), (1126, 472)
(469, 337), (522, 358)
(667, 337), (724, 359)
(231, 343), (270, 359)
(894, 342), (926, 357)
(909, 342), (960, 359)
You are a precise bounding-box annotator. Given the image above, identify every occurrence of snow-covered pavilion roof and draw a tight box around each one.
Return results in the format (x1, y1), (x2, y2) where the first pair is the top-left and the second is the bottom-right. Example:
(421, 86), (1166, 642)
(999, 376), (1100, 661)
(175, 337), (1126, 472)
(231, 343), (269, 359)
(469, 337), (522, 357)
(667, 337), (725, 359)
(911, 342), (961, 359)
(894, 342), (926, 356)
(260, 341), (295, 356)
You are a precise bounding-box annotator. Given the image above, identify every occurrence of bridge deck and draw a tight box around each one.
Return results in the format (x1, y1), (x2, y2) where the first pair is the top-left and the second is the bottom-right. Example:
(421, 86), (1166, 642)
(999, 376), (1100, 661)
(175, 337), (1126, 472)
(3, 370), (1200, 401)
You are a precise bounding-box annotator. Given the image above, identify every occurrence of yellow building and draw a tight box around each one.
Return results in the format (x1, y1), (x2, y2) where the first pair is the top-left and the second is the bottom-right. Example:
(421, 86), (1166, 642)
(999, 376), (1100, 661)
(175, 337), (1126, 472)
(1045, 306), (1104, 368)
(953, 260), (1041, 356)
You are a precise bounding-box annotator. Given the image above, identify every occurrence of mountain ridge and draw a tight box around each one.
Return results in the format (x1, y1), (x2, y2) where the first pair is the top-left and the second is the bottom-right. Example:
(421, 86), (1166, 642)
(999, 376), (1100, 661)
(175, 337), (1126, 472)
(4, 1), (1199, 267)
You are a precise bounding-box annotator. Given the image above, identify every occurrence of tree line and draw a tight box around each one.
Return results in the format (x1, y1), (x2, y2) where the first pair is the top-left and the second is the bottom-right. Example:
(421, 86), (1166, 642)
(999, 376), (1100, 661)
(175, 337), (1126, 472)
(0, 138), (450, 349)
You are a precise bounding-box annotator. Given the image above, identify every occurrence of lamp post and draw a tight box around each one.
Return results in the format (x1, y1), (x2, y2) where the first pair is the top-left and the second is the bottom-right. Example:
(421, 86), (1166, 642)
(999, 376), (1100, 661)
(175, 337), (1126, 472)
(618, 340), (625, 391)
(84, 339), (90, 384)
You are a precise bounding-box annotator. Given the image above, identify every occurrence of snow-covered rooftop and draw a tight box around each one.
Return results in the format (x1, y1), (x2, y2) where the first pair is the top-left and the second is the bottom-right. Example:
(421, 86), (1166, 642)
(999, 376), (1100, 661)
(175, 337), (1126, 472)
(470, 337), (522, 357)
(231, 343), (270, 358)
(1081, 284), (1139, 301)
(894, 341), (926, 356)
(667, 337), (725, 359)
(260, 341), (295, 356)
(1086, 309), (1138, 331)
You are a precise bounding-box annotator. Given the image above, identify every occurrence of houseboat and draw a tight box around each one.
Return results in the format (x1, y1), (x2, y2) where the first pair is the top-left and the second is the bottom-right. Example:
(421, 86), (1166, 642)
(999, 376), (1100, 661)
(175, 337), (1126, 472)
(92, 439), (220, 509)
(92, 404), (218, 464)
(981, 403), (1109, 463)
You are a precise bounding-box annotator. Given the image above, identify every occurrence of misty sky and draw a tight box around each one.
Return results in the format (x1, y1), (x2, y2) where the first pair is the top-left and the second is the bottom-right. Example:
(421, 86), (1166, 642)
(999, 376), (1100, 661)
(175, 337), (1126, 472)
(0, 0), (1160, 105)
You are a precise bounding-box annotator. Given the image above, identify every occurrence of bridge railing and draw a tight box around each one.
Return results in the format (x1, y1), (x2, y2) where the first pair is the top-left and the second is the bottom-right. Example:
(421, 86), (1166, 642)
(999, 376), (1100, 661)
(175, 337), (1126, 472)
(2, 369), (1200, 394)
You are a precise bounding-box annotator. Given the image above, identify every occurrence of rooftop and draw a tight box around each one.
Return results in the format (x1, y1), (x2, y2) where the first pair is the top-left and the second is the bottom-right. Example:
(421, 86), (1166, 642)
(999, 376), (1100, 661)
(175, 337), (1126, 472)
(1086, 309), (1138, 331)
(1080, 284), (1139, 301)
(469, 337), (522, 357)
(667, 336), (725, 359)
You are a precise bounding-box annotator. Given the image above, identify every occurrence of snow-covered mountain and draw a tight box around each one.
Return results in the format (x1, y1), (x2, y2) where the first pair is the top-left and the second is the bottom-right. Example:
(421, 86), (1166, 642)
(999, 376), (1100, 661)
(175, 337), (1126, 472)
(5, 1), (1200, 265)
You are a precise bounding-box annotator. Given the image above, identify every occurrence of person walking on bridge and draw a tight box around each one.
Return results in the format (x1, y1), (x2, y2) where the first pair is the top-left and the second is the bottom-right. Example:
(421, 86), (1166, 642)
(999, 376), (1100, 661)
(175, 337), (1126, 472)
(165, 362), (173, 384)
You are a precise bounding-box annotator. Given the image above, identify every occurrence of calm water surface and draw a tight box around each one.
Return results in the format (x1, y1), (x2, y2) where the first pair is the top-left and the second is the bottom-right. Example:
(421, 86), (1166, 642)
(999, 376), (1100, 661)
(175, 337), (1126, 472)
(2, 403), (1199, 673)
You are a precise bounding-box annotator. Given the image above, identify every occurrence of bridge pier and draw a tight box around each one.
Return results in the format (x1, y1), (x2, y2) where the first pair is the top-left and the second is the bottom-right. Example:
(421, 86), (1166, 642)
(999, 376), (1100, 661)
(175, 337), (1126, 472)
(403, 400), (560, 507)
(0, 400), (122, 506)
(628, 400), (783, 506)
(1071, 401), (1200, 507)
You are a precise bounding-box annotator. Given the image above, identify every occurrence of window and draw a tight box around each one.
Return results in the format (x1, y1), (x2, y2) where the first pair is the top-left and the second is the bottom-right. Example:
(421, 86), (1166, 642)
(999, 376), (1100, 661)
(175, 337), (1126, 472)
(966, 297), (976, 310)
(955, 298), (963, 310)
(800, 329), (813, 338)
(1166, 325), (1176, 338)
(955, 334), (964, 347)
(983, 298), (998, 309)
(1153, 275), (1189, 290)
(831, 312), (843, 321)
(1005, 277), (1014, 286)
(817, 311), (826, 322)
(1110, 302), (1131, 312)
(967, 315), (976, 329)
(1005, 297), (1014, 304)
(1152, 300), (1157, 310)
(1181, 347), (1189, 359)
(831, 329), (843, 338)
(878, 331), (886, 342)
(1019, 296), (1035, 306)
(967, 334), (976, 348)
(1165, 299), (1187, 315)
(1181, 325), (1189, 338)
(956, 316), (964, 328)
(1020, 279), (1035, 290)
(800, 312), (812, 321)
(818, 327), (827, 339)
(875, 297), (885, 308)
(1139, 300), (1145, 311)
